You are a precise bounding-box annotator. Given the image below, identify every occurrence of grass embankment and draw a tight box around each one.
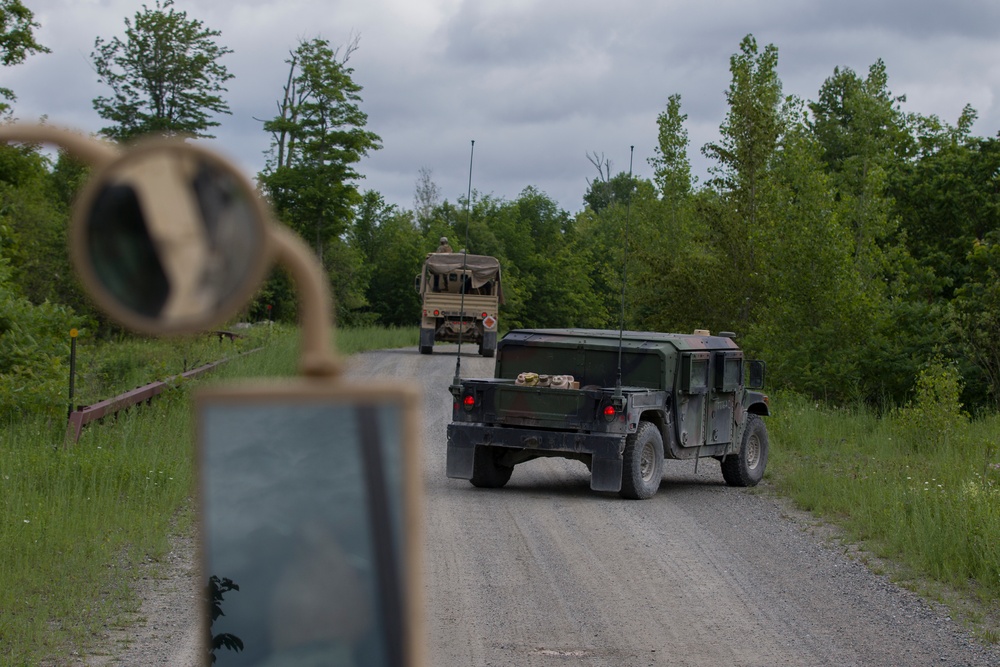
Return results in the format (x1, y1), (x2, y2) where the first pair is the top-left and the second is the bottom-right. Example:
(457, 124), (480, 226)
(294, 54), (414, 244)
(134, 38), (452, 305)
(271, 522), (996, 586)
(768, 391), (1000, 641)
(0, 324), (417, 666)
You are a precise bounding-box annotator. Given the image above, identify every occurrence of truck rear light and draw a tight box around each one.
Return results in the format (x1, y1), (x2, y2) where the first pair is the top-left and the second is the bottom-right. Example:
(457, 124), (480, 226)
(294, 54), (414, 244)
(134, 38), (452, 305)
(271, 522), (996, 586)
(463, 394), (476, 411)
(481, 312), (488, 318)
(602, 404), (617, 422)
(433, 309), (440, 316)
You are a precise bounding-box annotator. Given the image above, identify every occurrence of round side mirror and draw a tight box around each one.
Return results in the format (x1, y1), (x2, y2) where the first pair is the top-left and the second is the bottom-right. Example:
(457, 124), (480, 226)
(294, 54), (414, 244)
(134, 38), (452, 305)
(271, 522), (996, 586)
(70, 139), (273, 335)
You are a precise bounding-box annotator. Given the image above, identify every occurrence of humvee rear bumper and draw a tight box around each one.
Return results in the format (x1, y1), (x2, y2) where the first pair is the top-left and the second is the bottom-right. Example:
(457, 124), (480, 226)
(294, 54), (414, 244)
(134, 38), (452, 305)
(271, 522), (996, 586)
(447, 423), (625, 492)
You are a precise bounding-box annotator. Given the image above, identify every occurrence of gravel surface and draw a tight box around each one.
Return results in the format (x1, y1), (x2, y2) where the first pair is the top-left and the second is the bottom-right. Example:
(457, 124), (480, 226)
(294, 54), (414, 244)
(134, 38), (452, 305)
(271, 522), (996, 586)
(77, 532), (202, 667)
(76, 345), (1000, 666)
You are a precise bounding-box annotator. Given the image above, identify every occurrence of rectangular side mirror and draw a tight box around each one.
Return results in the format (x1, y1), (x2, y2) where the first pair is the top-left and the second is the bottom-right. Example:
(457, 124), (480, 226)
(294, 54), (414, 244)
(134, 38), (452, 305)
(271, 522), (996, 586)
(197, 381), (423, 667)
(747, 360), (766, 390)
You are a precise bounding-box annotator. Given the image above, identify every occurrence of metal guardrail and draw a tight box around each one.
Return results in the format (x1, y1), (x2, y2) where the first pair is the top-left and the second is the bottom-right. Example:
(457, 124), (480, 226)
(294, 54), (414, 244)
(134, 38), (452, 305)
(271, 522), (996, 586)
(65, 348), (261, 444)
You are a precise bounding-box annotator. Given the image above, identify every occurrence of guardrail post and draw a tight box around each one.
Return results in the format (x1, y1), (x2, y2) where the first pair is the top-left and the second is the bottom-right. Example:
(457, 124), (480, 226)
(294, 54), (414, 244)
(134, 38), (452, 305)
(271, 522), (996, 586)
(67, 328), (78, 420)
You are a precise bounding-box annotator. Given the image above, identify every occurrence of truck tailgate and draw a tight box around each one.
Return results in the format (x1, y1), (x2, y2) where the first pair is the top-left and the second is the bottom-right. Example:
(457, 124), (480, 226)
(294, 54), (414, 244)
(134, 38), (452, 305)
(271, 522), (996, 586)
(481, 383), (599, 429)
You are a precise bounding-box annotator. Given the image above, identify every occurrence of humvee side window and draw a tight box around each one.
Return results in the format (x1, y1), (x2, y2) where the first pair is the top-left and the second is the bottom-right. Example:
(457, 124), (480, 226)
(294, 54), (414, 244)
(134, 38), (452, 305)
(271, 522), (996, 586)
(680, 352), (710, 394)
(714, 351), (743, 393)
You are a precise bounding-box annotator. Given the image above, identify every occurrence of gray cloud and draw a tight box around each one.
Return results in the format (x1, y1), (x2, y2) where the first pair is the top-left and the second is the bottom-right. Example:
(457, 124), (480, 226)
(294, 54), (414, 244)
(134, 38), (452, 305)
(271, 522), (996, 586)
(6, 0), (1000, 215)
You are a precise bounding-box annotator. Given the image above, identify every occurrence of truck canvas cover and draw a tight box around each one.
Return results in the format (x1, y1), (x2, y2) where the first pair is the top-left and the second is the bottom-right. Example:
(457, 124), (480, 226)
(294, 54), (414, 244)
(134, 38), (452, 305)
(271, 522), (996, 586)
(424, 253), (503, 299)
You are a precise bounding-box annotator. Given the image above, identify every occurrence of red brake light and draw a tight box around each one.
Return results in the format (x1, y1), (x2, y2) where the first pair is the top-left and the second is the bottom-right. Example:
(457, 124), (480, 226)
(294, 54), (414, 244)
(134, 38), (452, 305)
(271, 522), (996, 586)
(481, 312), (488, 318)
(433, 309), (440, 316)
(463, 394), (476, 411)
(603, 405), (616, 417)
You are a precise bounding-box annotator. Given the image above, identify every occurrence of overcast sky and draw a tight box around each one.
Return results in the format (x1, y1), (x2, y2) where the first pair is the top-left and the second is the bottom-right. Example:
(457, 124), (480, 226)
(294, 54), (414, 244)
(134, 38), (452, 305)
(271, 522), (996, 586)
(7, 0), (1000, 214)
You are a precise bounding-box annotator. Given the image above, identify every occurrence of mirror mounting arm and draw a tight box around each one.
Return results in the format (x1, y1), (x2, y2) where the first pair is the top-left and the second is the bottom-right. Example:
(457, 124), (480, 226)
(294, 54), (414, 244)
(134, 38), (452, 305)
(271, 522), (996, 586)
(268, 223), (343, 378)
(0, 124), (119, 168)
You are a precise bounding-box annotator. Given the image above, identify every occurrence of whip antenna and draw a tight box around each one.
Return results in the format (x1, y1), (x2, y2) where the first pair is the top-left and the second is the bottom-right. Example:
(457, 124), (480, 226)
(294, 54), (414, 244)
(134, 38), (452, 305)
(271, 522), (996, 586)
(454, 139), (475, 385)
(614, 146), (635, 400)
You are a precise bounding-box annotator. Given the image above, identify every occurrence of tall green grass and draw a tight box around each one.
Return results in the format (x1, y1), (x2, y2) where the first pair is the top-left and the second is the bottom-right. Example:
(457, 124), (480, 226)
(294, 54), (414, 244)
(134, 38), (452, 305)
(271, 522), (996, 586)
(0, 324), (417, 665)
(768, 390), (1000, 639)
(0, 392), (194, 664)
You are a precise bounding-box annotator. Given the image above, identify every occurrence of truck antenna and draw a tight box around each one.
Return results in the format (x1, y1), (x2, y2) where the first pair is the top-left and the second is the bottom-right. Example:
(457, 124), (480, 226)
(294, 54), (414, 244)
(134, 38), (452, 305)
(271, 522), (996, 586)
(614, 146), (635, 400)
(454, 139), (475, 385)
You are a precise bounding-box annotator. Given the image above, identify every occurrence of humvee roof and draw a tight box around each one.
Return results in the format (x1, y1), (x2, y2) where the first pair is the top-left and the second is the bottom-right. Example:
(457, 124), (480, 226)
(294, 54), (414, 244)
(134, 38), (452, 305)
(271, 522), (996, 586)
(500, 329), (741, 352)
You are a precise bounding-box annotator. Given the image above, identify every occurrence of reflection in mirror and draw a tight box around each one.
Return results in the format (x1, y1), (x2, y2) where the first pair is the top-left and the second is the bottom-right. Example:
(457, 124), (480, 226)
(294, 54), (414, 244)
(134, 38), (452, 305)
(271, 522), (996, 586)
(87, 182), (170, 317)
(198, 395), (411, 667)
(76, 143), (269, 333)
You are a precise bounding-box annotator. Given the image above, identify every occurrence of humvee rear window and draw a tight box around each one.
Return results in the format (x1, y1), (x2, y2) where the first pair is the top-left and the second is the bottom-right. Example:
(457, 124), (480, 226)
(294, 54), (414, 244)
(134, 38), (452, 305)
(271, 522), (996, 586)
(498, 345), (661, 388)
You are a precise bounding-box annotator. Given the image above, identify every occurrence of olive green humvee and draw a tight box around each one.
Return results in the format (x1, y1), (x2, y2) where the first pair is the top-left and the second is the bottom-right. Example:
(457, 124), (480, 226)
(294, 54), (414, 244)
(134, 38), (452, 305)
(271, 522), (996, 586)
(446, 328), (770, 499)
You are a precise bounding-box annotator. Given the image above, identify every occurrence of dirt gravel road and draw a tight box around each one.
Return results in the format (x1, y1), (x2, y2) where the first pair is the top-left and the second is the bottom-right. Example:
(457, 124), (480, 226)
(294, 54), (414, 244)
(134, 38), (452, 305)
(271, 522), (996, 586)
(87, 345), (1000, 666)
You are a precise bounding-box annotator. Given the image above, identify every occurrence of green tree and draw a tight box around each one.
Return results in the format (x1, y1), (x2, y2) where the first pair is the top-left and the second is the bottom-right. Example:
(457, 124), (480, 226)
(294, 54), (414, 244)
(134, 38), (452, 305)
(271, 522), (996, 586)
(351, 190), (424, 327)
(745, 104), (875, 400)
(0, 143), (79, 311)
(259, 36), (382, 267)
(91, 0), (233, 141)
(703, 35), (784, 226)
(951, 232), (1000, 409)
(808, 60), (951, 405)
(892, 112), (1000, 299)
(575, 177), (657, 330)
(0, 0), (49, 114)
(808, 60), (908, 286)
(648, 93), (693, 206)
(700, 34), (786, 327)
(501, 187), (602, 329)
(632, 94), (717, 334)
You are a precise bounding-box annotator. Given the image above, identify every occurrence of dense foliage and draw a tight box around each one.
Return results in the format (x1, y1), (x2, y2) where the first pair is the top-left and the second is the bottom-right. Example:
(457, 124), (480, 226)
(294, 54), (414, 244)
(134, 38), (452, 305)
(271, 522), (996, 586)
(3, 14), (1000, 413)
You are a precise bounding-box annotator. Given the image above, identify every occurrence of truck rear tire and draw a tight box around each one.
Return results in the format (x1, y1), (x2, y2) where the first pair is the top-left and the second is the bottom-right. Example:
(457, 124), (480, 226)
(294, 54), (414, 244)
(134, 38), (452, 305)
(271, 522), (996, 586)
(620, 421), (664, 500)
(469, 446), (513, 488)
(419, 327), (435, 354)
(721, 414), (768, 487)
(479, 330), (497, 357)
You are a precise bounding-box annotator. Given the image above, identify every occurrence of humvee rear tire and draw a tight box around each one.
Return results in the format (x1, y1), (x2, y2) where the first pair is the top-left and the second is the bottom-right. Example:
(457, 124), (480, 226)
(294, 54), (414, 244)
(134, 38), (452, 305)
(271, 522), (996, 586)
(721, 414), (768, 487)
(620, 421), (664, 500)
(469, 446), (513, 488)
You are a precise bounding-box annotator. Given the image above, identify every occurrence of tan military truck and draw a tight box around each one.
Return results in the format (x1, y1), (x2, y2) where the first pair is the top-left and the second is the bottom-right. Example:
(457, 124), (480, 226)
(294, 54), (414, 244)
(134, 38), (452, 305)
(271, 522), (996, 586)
(416, 253), (502, 357)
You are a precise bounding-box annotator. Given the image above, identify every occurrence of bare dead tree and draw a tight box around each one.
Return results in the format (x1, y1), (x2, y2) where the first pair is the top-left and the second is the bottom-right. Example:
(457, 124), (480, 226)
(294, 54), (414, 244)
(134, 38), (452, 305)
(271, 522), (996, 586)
(586, 151), (613, 189)
(414, 167), (441, 228)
